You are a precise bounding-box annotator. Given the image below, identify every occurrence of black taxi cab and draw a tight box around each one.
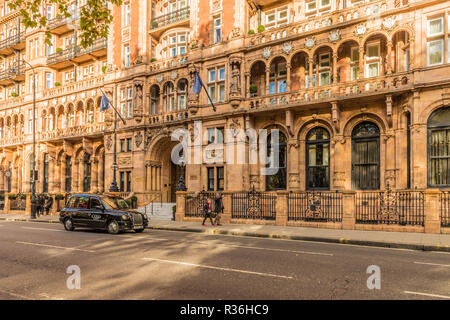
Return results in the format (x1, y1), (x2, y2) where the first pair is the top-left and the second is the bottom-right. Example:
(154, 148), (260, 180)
(60, 194), (148, 234)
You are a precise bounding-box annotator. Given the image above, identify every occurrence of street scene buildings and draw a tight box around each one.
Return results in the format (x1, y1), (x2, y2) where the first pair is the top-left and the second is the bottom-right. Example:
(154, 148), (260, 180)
(0, 0), (449, 234)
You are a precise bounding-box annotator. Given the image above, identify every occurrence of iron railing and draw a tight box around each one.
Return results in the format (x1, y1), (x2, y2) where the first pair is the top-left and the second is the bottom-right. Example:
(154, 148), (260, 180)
(10, 197), (26, 211)
(231, 187), (276, 220)
(288, 191), (343, 222)
(47, 39), (107, 65)
(356, 189), (424, 226)
(151, 7), (190, 29)
(0, 32), (25, 50)
(441, 191), (450, 227)
(185, 190), (216, 218)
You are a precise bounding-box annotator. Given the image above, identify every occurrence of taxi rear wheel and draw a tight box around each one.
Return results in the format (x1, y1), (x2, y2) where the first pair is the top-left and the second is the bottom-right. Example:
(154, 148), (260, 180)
(64, 218), (75, 231)
(107, 220), (120, 234)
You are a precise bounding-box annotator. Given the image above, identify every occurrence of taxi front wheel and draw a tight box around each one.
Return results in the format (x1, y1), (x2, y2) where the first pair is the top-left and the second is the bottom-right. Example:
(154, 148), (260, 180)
(107, 220), (120, 234)
(135, 228), (145, 233)
(64, 218), (75, 231)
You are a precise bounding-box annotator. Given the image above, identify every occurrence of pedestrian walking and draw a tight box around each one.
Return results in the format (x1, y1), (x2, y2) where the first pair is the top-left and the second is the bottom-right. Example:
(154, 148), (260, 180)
(44, 195), (53, 216)
(202, 198), (215, 226)
(35, 194), (41, 217)
(214, 192), (224, 226)
(39, 194), (45, 216)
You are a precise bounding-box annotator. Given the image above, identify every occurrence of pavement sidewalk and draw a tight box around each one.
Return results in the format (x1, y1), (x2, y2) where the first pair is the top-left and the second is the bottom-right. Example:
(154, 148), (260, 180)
(1, 213), (449, 252)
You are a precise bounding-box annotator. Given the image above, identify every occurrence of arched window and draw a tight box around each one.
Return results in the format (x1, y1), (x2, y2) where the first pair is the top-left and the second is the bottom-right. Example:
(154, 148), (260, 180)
(265, 130), (287, 190)
(351, 122), (380, 190)
(150, 85), (160, 115)
(269, 57), (287, 94)
(177, 79), (188, 110)
(428, 107), (450, 187)
(86, 101), (95, 124)
(83, 153), (91, 192)
(306, 127), (330, 189)
(163, 82), (174, 112)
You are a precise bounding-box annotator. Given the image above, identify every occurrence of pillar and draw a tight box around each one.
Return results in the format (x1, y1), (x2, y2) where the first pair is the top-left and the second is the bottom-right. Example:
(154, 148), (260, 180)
(91, 158), (98, 193)
(275, 191), (288, 226)
(359, 46), (364, 79)
(342, 191), (356, 230)
(97, 156), (104, 193)
(409, 38), (415, 70)
(308, 57), (313, 87)
(332, 52), (338, 84)
(286, 62), (291, 91)
(221, 191), (232, 223)
(424, 189), (441, 234)
(386, 41), (393, 74)
(175, 190), (186, 221)
(60, 159), (66, 193)
(72, 160), (78, 192)
(265, 67), (270, 94)
(245, 72), (250, 98)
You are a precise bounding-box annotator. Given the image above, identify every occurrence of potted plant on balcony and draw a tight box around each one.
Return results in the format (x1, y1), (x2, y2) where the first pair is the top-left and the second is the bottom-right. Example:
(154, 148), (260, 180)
(257, 25), (265, 33)
(248, 29), (255, 35)
(10, 92), (18, 97)
(250, 84), (258, 97)
(152, 21), (158, 29)
(150, 58), (157, 63)
(56, 47), (62, 53)
(54, 81), (61, 87)
(8, 194), (16, 200)
(102, 65), (107, 73)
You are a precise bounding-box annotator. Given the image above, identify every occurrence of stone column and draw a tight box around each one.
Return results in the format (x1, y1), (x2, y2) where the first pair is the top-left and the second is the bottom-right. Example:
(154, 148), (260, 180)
(286, 63), (291, 92)
(175, 190), (186, 221)
(409, 38), (415, 70)
(359, 46), (364, 79)
(342, 191), (356, 230)
(245, 72), (250, 98)
(424, 189), (441, 234)
(386, 41), (393, 74)
(308, 57), (313, 87)
(11, 166), (18, 193)
(265, 67), (270, 94)
(332, 53), (338, 84)
(275, 191), (288, 226)
(97, 157), (104, 193)
(60, 159), (66, 193)
(72, 160), (78, 192)
(221, 191), (232, 223)
(91, 158), (98, 193)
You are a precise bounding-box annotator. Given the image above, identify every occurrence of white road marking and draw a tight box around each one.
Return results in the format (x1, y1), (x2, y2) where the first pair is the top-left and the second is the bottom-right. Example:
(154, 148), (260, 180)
(21, 227), (64, 232)
(0, 289), (34, 300)
(414, 262), (450, 267)
(404, 291), (450, 299)
(143, 257), (294, 279)
(16, 241), (95, 253)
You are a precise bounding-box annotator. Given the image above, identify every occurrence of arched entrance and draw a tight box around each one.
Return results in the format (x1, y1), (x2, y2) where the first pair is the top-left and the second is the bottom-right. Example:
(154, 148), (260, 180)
(83, 153), (91, 192)
(351, 122), (380, 190)
(428, 106), (450, 187)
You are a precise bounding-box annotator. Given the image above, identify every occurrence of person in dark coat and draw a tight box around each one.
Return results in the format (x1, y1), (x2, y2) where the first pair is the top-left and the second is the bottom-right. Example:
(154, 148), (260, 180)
(214, 192), (224, 226)
(39, 194), (45, 216)
(44, 195), (53, 215)
(35, 194), (41, 217)
(202, 198), (215, 226)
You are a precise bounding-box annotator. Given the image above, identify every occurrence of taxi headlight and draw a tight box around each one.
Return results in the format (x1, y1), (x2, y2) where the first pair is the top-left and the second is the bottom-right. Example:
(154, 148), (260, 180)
(121, 214), (130, 220)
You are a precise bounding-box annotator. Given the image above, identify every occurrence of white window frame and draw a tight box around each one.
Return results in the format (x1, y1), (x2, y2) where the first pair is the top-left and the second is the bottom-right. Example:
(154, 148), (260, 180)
(427, 16), (444, 37)
(427, 38), (444, 66)
(214, 16), (222, 44)
(124, 44), (130, 68)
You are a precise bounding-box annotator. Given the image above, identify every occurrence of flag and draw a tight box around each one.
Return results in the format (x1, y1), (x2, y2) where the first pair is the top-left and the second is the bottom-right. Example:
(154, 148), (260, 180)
(100, 91), (110, 111)
(192, 70), (203, 95)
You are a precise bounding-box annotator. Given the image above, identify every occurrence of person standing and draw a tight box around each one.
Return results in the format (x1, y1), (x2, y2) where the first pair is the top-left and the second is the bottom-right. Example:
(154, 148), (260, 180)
(39, 194), (45, 216)
(35, 194), (41, 218)
(214, 192), (224, 226)
(202, 198), (215, 226)
(44, 195), (53, 216)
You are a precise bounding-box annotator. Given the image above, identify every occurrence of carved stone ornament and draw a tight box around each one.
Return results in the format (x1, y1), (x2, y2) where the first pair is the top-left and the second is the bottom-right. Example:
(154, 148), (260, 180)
(156, 75), (163, 83)
(355, 24), (367, 36)
(106, 135), (112, 150)
(135, 131), (143, 148)
(382, 17), (396, 30)
(282, 41), (293, 55)
(262, 47), (271, 60)
(305, 37), (315, 49)
(171, 71), (178, 80)
(328, 29), (341, 43)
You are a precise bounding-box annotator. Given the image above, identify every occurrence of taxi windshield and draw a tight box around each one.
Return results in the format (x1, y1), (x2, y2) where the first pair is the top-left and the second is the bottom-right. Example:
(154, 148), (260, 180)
(101, 196), (130, 210)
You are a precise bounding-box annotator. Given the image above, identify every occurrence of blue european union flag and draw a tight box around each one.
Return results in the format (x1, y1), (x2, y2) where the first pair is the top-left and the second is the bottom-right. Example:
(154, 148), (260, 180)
(100, 91), (110, 111)
(192, 70), (203, 95)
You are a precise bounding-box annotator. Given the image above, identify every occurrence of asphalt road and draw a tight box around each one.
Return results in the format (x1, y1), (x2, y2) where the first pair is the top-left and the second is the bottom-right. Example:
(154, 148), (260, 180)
(0, 220), (449, 300)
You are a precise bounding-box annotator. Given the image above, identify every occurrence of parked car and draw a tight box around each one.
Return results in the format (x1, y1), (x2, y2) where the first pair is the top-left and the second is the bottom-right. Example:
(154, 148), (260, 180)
(60, 194), (148, 234)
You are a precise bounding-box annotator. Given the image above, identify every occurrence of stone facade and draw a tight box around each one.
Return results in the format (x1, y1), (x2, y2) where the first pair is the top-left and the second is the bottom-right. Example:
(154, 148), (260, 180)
(0, 0), (449, 211)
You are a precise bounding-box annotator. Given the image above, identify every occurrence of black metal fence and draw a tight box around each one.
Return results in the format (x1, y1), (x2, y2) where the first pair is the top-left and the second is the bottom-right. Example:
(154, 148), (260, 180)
(356, 190), (424, 226)
(288, 191), (343, 222)
(231, 188), (276, 220)
(185, 190), (216, 218)
(441, 192), (450, 227)
(10, 198), (26, 211)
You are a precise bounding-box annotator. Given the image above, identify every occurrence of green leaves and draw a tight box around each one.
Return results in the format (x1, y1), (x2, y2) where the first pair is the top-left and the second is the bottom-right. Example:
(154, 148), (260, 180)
(9, 0), (123, 48)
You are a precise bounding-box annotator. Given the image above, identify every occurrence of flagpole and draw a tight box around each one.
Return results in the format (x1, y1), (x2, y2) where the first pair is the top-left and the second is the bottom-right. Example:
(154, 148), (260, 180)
(193, 64), (216, 112)
(100, 87), (126, 124)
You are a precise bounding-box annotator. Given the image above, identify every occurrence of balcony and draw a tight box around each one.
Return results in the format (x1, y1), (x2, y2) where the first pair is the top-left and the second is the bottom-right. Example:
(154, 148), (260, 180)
(42, 74), (104, 98)
(0, 61), (26, 85)
(150, 6), (190, 40)
(71, 38), (107, 64)
(38, 124), (106, 141)
(48, 15), (73, 35)
(47, 39), (107, 69)
(0, 32), (26, 55)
